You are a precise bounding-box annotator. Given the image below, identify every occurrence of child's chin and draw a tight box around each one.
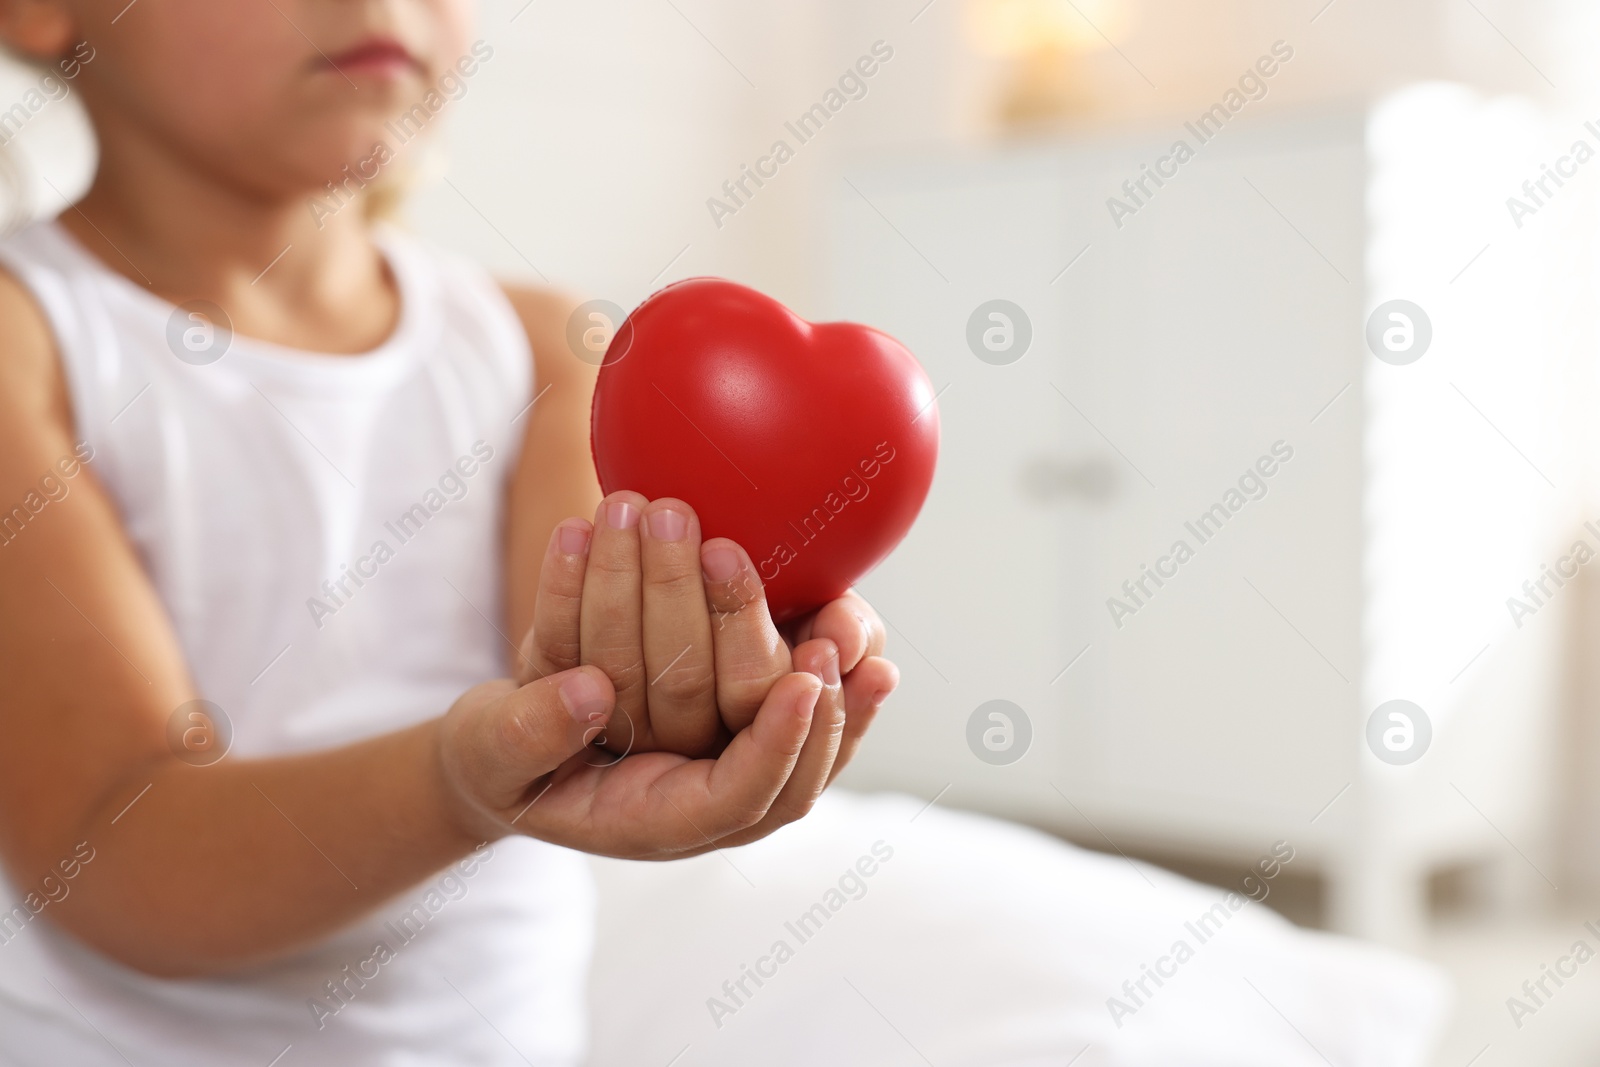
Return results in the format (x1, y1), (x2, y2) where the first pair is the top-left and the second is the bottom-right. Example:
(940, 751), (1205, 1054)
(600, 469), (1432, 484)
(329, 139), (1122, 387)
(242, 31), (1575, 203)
(276, 132), (404, 196)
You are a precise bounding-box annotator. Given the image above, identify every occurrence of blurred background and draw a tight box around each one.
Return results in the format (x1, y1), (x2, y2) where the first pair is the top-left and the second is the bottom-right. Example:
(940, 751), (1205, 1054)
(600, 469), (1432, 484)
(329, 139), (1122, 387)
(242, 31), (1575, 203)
(7, 0), (1600, 1061)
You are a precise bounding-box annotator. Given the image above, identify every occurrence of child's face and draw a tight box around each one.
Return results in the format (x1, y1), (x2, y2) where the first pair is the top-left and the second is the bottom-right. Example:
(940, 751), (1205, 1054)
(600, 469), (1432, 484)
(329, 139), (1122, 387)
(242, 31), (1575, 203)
(7, 0), (476, 197)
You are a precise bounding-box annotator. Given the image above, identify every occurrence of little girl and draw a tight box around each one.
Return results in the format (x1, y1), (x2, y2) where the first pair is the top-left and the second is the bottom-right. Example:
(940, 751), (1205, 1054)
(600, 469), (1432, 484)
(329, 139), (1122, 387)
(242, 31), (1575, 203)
(0, 1), (896, 1063)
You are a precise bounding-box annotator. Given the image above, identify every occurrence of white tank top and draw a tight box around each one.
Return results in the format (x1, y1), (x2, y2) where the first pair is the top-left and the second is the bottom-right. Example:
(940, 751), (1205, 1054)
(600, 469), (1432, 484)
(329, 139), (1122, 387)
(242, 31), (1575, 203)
(0, 220), (593, 1066)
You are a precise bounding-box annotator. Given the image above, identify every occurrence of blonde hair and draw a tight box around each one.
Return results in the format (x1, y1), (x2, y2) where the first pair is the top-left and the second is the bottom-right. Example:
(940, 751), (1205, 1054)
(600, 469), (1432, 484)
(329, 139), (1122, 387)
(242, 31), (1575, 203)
(362, 168), (413, 226)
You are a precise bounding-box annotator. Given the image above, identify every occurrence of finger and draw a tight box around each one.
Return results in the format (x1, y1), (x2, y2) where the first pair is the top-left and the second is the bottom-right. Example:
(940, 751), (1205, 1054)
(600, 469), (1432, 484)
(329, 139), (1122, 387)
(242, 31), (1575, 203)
(639, 499), (720, 755)
(712, 639), (845, 847)
(803, 591), (886, 675)
(661, 671), (818, 843)
(517, 519), (594, 686)
(580, 491), (649, 742)
(450, 667), (615, 814)
(827, 655), (898, 785)
(702, 538), (791, 734)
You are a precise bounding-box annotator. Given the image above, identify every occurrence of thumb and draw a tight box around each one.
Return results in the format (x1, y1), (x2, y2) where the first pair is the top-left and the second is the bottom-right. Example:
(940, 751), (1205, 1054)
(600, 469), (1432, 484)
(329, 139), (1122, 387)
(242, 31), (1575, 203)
(449, 666), (616, 813)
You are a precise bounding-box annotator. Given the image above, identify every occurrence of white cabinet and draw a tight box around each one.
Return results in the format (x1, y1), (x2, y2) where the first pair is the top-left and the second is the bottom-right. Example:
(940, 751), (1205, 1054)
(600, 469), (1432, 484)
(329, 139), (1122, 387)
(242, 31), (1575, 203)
(828, 86), (1589, 943)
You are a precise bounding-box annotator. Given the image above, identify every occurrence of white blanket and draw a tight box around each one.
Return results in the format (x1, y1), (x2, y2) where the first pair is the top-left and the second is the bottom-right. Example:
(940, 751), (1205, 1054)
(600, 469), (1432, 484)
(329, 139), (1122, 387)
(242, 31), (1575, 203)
(588, 791), (1449, 1066)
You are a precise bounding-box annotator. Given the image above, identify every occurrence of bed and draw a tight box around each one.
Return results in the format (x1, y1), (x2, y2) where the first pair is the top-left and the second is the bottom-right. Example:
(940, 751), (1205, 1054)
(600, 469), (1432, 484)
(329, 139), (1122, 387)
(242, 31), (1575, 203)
(588, 791), (1450, 1066)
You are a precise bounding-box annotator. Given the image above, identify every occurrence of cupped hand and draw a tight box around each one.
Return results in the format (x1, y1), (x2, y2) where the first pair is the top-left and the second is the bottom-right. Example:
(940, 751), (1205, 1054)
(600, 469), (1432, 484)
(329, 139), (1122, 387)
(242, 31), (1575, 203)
(436, 664), (842, 857)
(514, 494), (900, 770)
(445, 494), (902, 856)
(515, 491), (806, 759)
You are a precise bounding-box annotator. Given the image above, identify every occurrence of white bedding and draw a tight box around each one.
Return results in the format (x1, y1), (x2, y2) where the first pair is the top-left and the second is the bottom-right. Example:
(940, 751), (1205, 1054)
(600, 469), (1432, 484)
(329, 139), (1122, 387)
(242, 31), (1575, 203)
(587, 791), (1450, 1066)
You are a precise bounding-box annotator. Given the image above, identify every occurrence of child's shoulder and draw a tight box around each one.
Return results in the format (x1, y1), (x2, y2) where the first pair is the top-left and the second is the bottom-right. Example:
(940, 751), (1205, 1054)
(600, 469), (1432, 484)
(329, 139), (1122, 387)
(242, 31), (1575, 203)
(499, 283), (576, 337)
(0, 262), (80, 515)
(0, 262), (68, 434)
(497, 282), (596, 391)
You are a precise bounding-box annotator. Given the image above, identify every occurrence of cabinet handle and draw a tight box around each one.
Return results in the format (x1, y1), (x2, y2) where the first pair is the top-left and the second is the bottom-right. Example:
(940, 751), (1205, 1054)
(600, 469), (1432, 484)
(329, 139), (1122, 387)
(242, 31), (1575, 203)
(1021, 455), (1118, 503)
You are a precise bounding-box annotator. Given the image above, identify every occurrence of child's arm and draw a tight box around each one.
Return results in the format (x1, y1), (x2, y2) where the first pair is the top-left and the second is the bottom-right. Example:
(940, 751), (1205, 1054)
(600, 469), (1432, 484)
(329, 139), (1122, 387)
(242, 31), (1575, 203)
(500, 287), (604, 642)
(0, 276), (822, 978)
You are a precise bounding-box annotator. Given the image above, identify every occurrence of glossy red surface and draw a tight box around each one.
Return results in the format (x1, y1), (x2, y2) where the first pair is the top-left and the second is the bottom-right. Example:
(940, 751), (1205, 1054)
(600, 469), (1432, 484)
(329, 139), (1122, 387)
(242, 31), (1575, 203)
(590, 278), (939, 623)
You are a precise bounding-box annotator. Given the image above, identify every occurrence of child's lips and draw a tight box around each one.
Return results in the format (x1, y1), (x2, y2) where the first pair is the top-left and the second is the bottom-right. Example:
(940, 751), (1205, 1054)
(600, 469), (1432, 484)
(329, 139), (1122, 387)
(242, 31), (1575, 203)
(323, 37), (422, 79)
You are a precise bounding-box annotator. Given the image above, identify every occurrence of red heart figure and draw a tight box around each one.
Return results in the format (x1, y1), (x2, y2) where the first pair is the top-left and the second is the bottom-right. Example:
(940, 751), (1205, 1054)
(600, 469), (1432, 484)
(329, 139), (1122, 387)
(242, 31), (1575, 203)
(590, 278), (939, 624)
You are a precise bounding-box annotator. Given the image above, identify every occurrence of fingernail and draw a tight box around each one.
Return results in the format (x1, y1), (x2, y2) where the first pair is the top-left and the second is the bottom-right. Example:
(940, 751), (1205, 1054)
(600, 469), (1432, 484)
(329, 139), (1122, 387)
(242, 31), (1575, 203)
(818, 648), (841, 687)
(647, 508), (688, 542)
(558, 524), (591, 556)
(605, 500), (640, 531)
(559, 670), (611, 724)
(870, 688), (892, 709)
(702, 544), (741, 582)
(797, 683), (821, 723)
